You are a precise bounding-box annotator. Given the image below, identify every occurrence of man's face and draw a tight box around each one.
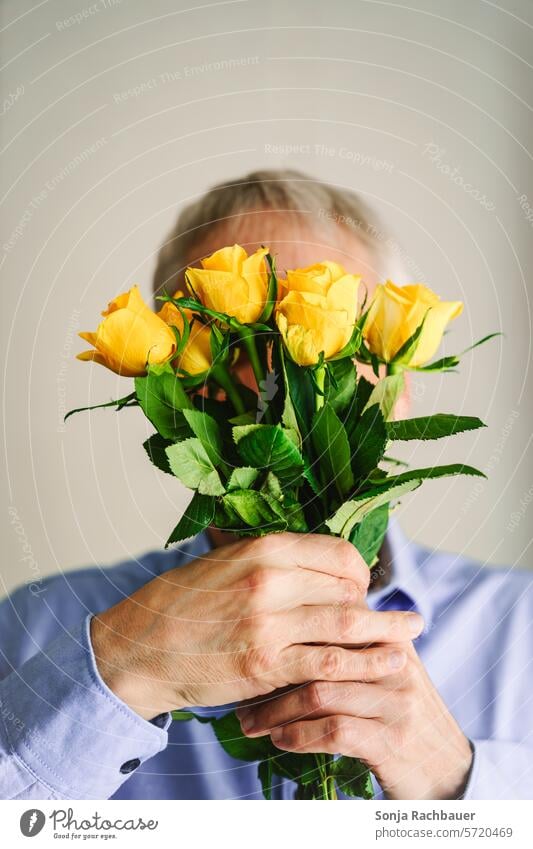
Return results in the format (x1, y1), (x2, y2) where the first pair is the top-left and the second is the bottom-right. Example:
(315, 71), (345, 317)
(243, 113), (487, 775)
(188, 217), (409, 416)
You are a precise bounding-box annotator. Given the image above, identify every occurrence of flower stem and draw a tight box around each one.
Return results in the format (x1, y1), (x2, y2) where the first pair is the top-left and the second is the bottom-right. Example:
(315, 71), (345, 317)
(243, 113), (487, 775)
(315, 364), (326, 412)
(210, 364), (246, 416)
(239, 327), (273, 423)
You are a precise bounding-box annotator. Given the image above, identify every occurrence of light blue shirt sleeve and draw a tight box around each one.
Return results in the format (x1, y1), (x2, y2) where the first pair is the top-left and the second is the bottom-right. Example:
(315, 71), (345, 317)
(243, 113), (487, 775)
(0, 613), (170, 800)
(462, 740), (533, 801)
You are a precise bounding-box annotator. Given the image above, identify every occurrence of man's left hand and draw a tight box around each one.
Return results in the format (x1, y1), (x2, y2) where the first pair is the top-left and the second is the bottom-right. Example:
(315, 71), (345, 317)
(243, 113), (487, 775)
(236, 641), (473, 800)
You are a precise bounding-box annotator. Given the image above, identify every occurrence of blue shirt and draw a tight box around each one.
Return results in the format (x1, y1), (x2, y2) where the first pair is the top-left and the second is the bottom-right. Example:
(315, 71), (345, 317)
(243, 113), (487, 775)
(0, 522), (532, 800)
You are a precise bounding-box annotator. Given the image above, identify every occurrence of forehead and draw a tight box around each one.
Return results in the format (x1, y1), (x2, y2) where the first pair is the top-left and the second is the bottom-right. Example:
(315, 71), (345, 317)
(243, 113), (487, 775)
(188, 210), (381, 286)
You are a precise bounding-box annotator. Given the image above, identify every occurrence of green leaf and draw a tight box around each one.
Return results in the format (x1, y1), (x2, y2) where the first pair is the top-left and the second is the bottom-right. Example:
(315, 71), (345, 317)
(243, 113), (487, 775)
(234, 425), (304, 486)
(387, 414), (486, 441)
(363, 374), (404, 421)
(64, 391), (137, 422)
(278, 343), (301, 438)
(371, 463), (486, 490)
(326, 480), (421, 539)
(143, 433), (174, 475)
(227, 467), (259, 491)
(283, 357), (316, 438)
(349, 503), (390, 567)
(182, 408), (226, 470)
(260, 471), (283, 500)
(135, 364), (193, 440)
(325, 358), (357, 416)
(332, 756), (374, 799)
(351, 404), (388, 482)
(257, 252), (278, 323)
(311, 403), (355, 499)
(410, 355), (460, 372)
(166, 438), (225, 495)
(258, 760), (274, 800)
(165, 493), (216, 545)
(219, 490), (287, 533)
(211, 711), (277, 762)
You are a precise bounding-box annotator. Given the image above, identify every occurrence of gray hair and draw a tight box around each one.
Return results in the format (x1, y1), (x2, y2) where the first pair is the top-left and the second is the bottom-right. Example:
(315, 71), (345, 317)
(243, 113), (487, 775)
(152, 168), (399, 296)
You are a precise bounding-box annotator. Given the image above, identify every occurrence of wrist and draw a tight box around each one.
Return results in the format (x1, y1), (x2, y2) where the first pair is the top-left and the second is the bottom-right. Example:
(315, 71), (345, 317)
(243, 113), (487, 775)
(89, 613), (171, 721)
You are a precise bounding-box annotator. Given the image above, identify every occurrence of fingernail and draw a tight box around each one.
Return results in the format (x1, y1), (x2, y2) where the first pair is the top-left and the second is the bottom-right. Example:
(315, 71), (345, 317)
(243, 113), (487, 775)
(240, 715), (256, 734)
(408, 613), (424, 634)
(389, 650), (405, 669)
(270, 728), (284, 745)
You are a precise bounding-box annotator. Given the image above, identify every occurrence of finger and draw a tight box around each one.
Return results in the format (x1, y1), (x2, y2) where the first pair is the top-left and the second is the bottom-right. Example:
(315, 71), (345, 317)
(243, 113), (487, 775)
(247, 533), (370, 591)
(279, 643), (407, 686)
(269, 715), (383, 760)
(238, 681), (394, 736)
(282, 605), (424, 646)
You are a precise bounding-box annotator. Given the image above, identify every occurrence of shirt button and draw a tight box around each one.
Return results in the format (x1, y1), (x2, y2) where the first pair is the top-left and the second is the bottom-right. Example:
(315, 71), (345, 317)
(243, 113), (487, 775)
(120, 758), (141, 774)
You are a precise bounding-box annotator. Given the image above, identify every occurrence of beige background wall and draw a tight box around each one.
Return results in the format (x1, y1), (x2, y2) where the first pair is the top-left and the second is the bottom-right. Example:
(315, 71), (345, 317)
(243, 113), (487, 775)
(1, 0), (532, 596)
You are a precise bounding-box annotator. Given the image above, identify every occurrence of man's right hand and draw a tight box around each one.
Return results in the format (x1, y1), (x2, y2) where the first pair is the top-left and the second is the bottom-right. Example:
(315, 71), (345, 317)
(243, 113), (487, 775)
(90, 533), (423, 720)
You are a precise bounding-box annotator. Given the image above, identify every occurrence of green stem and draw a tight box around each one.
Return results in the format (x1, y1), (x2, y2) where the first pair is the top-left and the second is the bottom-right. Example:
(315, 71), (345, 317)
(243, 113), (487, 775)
(239, 328), (273, 424)
(210, 364), (246, 416)
(387, 361), (403, 375)
(315, 364), (326, 412)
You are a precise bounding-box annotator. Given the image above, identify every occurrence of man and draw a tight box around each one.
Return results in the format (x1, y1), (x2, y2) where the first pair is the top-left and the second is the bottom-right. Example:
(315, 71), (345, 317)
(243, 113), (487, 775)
(1, 170), (531, 800)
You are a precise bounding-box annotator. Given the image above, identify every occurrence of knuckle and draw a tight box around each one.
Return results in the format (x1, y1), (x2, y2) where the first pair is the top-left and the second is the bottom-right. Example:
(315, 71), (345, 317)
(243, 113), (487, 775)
(305, 680), (329, 712)
(335, 604), (359, 638)
(335, 539), (370, 587)
(325, 715), (346, 749)
(239, 645), (275, 680)
(319, 647), (344, 678)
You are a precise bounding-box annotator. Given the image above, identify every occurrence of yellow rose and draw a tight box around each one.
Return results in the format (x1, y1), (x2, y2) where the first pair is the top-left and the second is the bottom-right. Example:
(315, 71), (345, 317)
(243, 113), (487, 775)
(275, 261), (361, 366)
(364, 281), (463, 367)
(77, 285), (176, 377)
(185, 244), (269, 324)
(157, 297), (212, 375)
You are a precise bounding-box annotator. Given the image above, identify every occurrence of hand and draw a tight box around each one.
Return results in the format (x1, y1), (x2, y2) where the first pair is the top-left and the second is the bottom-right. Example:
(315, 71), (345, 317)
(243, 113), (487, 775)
(236, 641), (472, 800)
(90, 533), (420, 721)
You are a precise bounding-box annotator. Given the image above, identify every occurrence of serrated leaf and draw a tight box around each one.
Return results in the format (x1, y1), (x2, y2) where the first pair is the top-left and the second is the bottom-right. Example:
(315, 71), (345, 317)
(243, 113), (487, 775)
(326, 480), (421, 539)
(227, 467), (259, 491)
(143, 433), (174, 475)
(182, 408), (226, 469)
(349, 503), (389, 567)
(211, 711), (277, 762)
(363, 374), (404, 421)
(386, 414), (486, 441)
(234, 425), (304, 486)
(332, 756), (374, 799)
(166, 438), (225, 495)
(135, 365), (193, 440)
(220, 489), (287, 532)
(165, 493), (215, 545)
(351, 404), (388, 482)
(311, 402), (355, 499)
(325, 357), (357, 415)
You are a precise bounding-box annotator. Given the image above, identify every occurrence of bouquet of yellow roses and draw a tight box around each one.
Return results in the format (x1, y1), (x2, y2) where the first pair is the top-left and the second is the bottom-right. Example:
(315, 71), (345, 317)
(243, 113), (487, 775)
(70, 244), (493, 799)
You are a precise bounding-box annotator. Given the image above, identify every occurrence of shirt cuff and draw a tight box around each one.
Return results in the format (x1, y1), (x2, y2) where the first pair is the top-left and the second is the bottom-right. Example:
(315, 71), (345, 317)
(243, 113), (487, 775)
(0, 614), (171, 799)
(462, 738), (533, 800)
